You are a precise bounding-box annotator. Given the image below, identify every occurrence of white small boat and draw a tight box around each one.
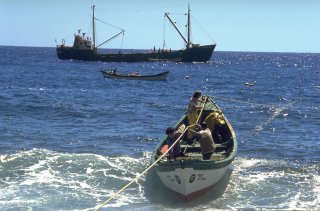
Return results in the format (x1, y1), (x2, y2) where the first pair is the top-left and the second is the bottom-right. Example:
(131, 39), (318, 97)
(101, 70), (169, 81)
(150, 94), (237, 201)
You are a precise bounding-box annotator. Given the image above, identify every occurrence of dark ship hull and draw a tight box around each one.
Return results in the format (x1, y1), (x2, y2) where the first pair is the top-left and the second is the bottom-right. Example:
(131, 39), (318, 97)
(56, 44), (215, 62)
(56, 5), (216, 63)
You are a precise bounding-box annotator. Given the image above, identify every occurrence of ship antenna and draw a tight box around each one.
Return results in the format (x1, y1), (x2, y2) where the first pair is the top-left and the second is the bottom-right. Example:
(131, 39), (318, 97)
(92, 5), (96, 50)
(187, 3), (191, 49)
(163, 14), (166, 49)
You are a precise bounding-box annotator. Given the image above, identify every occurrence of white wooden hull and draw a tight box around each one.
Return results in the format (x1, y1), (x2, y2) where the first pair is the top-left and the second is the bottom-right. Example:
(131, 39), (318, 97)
(156, 165), (229, 201)
(101, 70), (169, 81)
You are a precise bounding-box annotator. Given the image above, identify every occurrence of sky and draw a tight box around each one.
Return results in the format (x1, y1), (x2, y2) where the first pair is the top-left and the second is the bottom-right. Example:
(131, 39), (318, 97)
(1, 0), (320, 53)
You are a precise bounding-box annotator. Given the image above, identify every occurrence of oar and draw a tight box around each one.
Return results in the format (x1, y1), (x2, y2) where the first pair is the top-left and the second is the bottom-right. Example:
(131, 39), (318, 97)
(94, 126), (189, 211)
(196, 96), (208, 124)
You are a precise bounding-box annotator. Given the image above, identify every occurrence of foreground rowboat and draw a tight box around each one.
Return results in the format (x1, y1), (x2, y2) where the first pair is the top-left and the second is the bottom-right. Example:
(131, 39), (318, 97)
(101, 70), (169, 81)
(150, 94), (237, 202)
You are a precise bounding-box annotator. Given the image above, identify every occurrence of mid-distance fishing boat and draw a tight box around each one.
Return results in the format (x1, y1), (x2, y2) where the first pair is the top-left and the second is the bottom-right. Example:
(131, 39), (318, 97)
(150, 94), (237, 201)
(56, 5), (215, 63)
(101, 70), (169, 81)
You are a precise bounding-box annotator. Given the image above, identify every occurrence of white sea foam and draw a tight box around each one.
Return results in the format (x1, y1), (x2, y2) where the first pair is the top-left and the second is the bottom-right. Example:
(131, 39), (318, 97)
(0, 154), (17, 163)
(0, 148), (150, 210)
(230, 157), (320, 210)
(1, 148), (319, 210)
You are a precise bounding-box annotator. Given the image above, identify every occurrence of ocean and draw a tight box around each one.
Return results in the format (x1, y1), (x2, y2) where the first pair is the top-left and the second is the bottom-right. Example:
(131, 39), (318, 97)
(0, 46), (319, 210)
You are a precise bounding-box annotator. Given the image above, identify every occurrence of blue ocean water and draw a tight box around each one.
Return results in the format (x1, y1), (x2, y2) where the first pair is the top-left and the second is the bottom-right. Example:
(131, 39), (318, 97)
(0, 46), (319, 210)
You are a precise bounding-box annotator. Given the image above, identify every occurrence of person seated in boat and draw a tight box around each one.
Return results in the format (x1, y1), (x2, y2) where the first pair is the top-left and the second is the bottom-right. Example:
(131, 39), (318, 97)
(189, 122), (216, 160)
(108, 68), (117, 74)
(186, 91), (205, 141)
(205, 110), (223, 131)
(205, 111), (231, 143)
(165, 124), (186, 159)
(129, 71), (140, 76)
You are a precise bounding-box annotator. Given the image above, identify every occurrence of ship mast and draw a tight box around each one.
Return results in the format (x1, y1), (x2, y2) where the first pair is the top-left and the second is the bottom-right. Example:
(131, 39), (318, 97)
(187, 4), (191, 49)
(92, 5), (96, 50)
(89, 5), (125, 49)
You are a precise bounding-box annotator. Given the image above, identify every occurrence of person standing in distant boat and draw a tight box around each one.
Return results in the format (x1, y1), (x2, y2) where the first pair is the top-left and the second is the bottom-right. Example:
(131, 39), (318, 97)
(187, 91), (204, 141)
(189, 122), (216, 160)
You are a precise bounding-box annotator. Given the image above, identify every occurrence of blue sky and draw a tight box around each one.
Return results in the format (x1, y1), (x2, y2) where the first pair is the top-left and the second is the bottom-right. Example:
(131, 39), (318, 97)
(1, 0), (319, 53)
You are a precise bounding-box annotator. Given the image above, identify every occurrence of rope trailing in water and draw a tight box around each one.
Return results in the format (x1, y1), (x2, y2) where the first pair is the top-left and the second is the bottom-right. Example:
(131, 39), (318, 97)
(212, 95), (298, 136)
(212, 95), (295, 107)
(94, 126), (190, 211)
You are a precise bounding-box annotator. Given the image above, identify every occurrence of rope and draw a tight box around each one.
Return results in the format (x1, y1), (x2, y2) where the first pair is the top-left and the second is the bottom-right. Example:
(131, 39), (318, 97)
(94, 126), (190, 211)
(94, 17), (125, 31)
(121, 32), (124, 50)
(212, 95), (294, 107)
(191, 16), (216, 45)
(211, 95), (298, 137)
